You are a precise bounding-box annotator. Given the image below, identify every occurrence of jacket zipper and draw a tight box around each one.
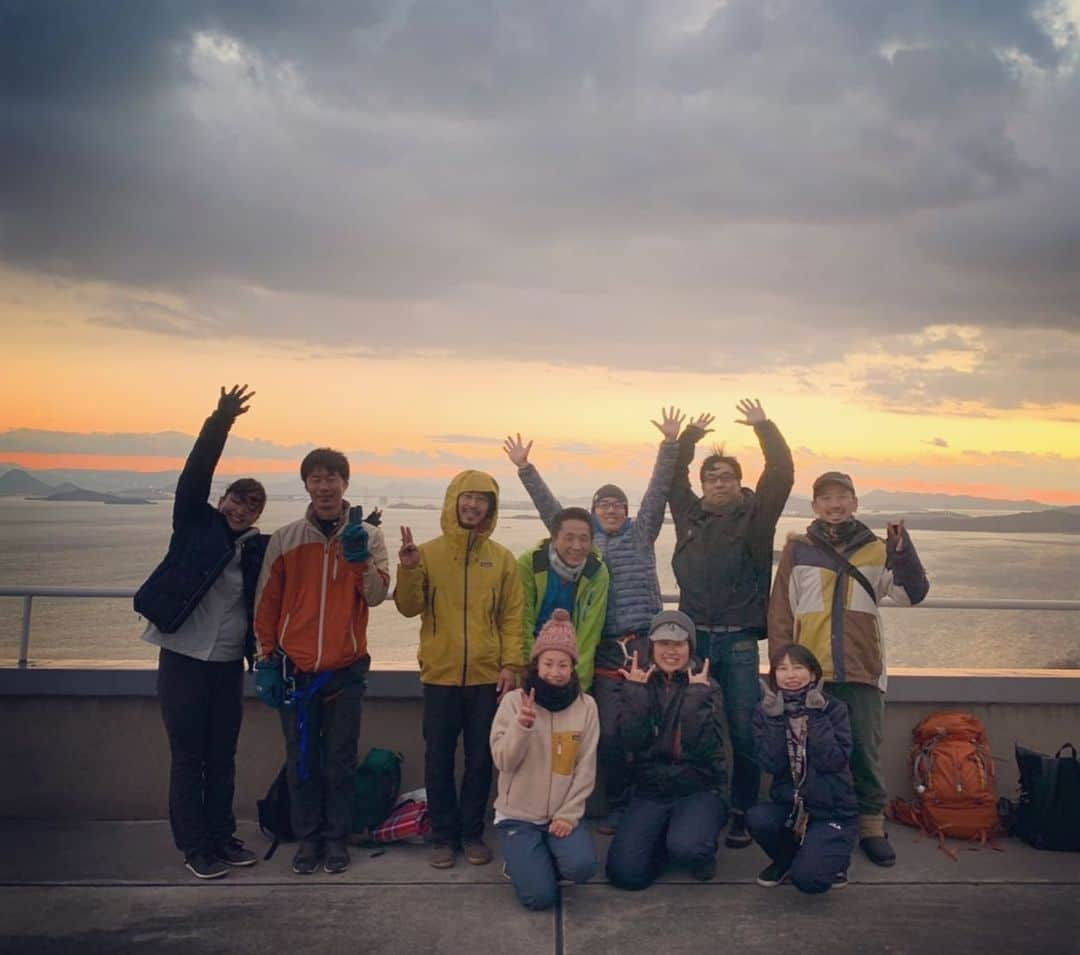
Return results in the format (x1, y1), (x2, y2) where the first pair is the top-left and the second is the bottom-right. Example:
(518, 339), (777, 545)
(316, 538), (330, 670)
(462, 534), (474, 684)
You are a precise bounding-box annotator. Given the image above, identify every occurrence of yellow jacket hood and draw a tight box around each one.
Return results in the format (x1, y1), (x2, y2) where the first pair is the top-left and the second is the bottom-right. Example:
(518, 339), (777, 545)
(441, 470), (500, 541)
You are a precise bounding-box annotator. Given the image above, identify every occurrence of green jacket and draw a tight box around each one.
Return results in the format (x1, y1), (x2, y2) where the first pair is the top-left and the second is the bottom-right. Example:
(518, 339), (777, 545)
(518, 540), (610, 690)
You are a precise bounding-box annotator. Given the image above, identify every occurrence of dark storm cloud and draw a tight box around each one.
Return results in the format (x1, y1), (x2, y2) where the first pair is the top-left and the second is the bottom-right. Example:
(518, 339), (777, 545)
(2, 0), (1079, 398)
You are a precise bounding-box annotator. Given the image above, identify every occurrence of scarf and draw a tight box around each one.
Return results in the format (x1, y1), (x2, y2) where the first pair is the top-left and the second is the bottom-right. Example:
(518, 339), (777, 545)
(524, 671), (581, 712)
(548, 542), (586, 584)
(783, 687), (810, 842)
(808, 517), (863, 552)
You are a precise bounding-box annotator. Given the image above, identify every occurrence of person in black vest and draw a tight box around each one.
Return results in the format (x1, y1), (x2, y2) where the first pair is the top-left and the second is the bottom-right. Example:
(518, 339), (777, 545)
(136, 386), (268, 880)
(669, 399), (793, 848)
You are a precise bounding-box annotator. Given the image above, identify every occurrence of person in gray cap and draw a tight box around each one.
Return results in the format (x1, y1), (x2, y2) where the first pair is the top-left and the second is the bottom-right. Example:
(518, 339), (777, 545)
(605, 610), (729, 890)
(503, 408), (685, 833)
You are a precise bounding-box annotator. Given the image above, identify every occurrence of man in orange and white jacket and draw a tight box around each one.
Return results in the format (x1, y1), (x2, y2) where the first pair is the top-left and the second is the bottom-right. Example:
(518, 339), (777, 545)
(254, 447), (390, 876)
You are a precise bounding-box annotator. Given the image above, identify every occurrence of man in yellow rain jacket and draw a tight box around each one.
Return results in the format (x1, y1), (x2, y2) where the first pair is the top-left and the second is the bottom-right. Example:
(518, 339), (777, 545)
(395, 470), (525, 869)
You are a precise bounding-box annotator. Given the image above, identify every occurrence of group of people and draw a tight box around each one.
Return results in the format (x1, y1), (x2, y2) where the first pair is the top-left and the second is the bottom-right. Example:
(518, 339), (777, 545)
(136, 386), (929, 906)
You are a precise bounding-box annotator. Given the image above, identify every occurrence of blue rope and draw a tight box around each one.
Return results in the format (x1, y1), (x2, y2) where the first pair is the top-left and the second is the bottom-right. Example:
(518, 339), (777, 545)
(292, 672), (334, 783)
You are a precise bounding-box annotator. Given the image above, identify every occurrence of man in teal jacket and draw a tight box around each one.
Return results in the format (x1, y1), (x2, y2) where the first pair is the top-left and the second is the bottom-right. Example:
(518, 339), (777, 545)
(518, 507), (610, 691)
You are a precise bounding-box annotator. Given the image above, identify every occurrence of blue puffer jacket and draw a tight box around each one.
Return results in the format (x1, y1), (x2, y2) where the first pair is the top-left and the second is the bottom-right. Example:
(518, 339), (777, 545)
(134, 410), (267, 662)
(752, 696), (858, 821)
(515, 439), (678, 638)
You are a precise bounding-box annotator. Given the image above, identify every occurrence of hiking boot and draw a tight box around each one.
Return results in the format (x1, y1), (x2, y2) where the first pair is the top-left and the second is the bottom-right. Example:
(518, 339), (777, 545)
(690, 857), (717, 882)
(755, 862), (791, 887)
(185, 852), (229, 880)
(214, 838), (257, 867)
(323, 841), (350, 874)
(860, 835), (896, 867)
(724, 811), (752, 849)
(291, 841), (324, 875)
(595, 807), (623, 836)
(429, 842), (458, 869)
(832, 872), (849, 889)
(463, 838), (493, 866)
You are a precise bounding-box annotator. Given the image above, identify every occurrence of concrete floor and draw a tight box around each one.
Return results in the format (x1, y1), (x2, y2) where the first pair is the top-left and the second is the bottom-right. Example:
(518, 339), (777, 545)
(2, 820), (1078, 954)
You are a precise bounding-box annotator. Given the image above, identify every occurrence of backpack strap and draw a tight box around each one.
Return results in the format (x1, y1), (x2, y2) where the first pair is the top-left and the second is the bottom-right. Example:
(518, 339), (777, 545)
(807, 540), (877, 604)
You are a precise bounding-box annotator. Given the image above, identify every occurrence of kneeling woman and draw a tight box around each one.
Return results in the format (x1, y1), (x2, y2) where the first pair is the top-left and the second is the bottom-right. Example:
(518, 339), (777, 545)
(490, 610), (600, 910)
(605, 610), (728, 890)
(748, 643), (858, 893)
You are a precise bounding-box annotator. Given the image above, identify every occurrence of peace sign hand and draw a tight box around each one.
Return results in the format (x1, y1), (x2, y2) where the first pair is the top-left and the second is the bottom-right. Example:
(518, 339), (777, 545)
(217, 384), (255, 419)
(650, 406), (686, 442)
(688, 658), (711, 686)
(886, 520), (907, 555)
(518, 687), (537, 729)
(399, 526), (420, 568)
(503, 433), (533, 469)
(622, 651), (655, 685)
(734, 398), (767, 427)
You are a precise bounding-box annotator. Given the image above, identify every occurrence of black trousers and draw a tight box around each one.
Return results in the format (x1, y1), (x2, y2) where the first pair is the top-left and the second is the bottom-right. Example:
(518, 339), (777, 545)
(279, 657), (369, 843)
(157, 648), (245, 857)
(422, 683), (498, 845)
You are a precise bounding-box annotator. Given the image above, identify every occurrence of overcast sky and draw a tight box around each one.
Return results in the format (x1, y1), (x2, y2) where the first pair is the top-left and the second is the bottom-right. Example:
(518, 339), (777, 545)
(2, 0), (1079, 501)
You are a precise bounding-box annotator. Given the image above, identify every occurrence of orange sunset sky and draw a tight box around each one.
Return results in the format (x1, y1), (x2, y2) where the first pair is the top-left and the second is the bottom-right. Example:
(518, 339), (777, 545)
(3, 2), (1080, 504)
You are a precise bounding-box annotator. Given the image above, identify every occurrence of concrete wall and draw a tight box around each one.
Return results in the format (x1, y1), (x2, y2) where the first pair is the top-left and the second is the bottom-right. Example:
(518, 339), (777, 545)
(2, 667), (1079, 819)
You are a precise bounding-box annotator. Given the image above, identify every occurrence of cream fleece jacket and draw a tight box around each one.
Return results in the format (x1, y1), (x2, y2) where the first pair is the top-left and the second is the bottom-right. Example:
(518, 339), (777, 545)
(490, 688), (599, 825)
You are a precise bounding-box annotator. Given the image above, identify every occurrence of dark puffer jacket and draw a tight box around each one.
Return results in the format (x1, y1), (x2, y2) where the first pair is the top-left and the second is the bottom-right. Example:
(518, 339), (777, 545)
(615, 670), (729, 801)
(752, 696), (858, 820)
(134, 410), (267, 661)
(669, 420), (793, 634)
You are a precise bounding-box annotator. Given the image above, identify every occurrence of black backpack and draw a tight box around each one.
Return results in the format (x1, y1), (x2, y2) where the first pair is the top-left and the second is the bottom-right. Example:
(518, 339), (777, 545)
(257, 765), (293, 859)
(1015, 742), (1080, 851)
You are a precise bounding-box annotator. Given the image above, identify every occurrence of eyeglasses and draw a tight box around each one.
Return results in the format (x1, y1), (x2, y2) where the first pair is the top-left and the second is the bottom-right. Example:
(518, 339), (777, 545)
(594, 499), (627, 511)
(704, 473), (739, 484)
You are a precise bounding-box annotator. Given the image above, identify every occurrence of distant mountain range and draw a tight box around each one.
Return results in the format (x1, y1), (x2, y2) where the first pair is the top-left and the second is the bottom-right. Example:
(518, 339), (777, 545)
(2, 464), (1078, 532)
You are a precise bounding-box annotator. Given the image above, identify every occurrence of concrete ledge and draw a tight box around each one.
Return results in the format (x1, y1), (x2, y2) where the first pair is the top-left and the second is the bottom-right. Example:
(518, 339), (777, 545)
(2, 663), (1078, 704)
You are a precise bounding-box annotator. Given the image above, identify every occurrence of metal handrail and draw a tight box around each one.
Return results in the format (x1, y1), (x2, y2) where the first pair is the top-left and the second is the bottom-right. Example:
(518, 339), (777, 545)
(3, 585), (1080, 669)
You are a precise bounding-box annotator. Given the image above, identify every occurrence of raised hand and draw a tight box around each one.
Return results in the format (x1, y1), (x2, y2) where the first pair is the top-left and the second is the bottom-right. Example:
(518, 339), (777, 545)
(518, 687), (537, 728)
(502, 433), (533, 469)
(650, 406), (686, 442)
(399, 526), (420, 568)
(685, 413), (715, 435)
(734, 398), (766, 427)
(886, 520), (907, 554)
(342, 506), (371, 564)
(548, 818), (573, 839)
(805, 678), (827, 710)
(217, 384), (255, 419)
(622, 650), (655, 685)
(759, 678), (783, 717)
(688, 658), (711, 685)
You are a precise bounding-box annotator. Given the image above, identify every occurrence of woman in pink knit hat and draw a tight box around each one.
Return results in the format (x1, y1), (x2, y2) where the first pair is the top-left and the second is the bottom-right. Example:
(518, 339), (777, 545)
(489, 609), (600, 910)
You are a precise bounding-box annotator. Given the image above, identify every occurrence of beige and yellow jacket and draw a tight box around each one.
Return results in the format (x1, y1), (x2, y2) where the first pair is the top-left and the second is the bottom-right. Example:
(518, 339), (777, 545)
(490, 689), (599, 826)
(394, 471), (526, 686)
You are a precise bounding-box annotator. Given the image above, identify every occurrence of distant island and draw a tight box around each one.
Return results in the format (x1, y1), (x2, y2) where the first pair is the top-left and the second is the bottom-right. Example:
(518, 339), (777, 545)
(27, 489), (153, 505)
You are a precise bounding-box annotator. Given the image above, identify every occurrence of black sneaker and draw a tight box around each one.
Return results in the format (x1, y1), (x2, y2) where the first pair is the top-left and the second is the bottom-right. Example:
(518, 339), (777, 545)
(215, 838), (257, 867)
(185, 852), (229, 880)
(323, 841), (350, 874)
(725, 811), (752, 849)
(755, 862), (791, 887)
(860, 835), (896, 867)
(291, 841), (324, 875)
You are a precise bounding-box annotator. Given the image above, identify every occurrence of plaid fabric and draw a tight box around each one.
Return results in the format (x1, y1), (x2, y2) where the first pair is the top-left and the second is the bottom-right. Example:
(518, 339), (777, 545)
(372, 800), (431, 843)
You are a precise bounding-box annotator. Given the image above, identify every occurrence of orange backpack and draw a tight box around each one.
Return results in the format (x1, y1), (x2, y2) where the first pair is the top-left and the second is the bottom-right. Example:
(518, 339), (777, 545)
(888, 711), (999, 856)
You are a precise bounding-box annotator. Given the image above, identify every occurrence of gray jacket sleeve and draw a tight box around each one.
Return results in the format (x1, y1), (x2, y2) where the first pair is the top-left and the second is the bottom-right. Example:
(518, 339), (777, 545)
(516, 463), (563, 533)
(632, 440), (679, 546)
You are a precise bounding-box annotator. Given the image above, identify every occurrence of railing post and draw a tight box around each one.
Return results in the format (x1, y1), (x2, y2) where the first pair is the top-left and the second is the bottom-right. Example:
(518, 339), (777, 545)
(18, 595), (33, 668)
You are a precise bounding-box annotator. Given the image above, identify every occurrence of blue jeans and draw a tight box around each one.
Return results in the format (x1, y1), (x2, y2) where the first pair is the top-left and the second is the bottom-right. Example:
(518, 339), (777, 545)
(747, 802), (857, 894)
(605, 791), (726, 891)
(700, 630), (762, 812)
(496, 820), (597, 910)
